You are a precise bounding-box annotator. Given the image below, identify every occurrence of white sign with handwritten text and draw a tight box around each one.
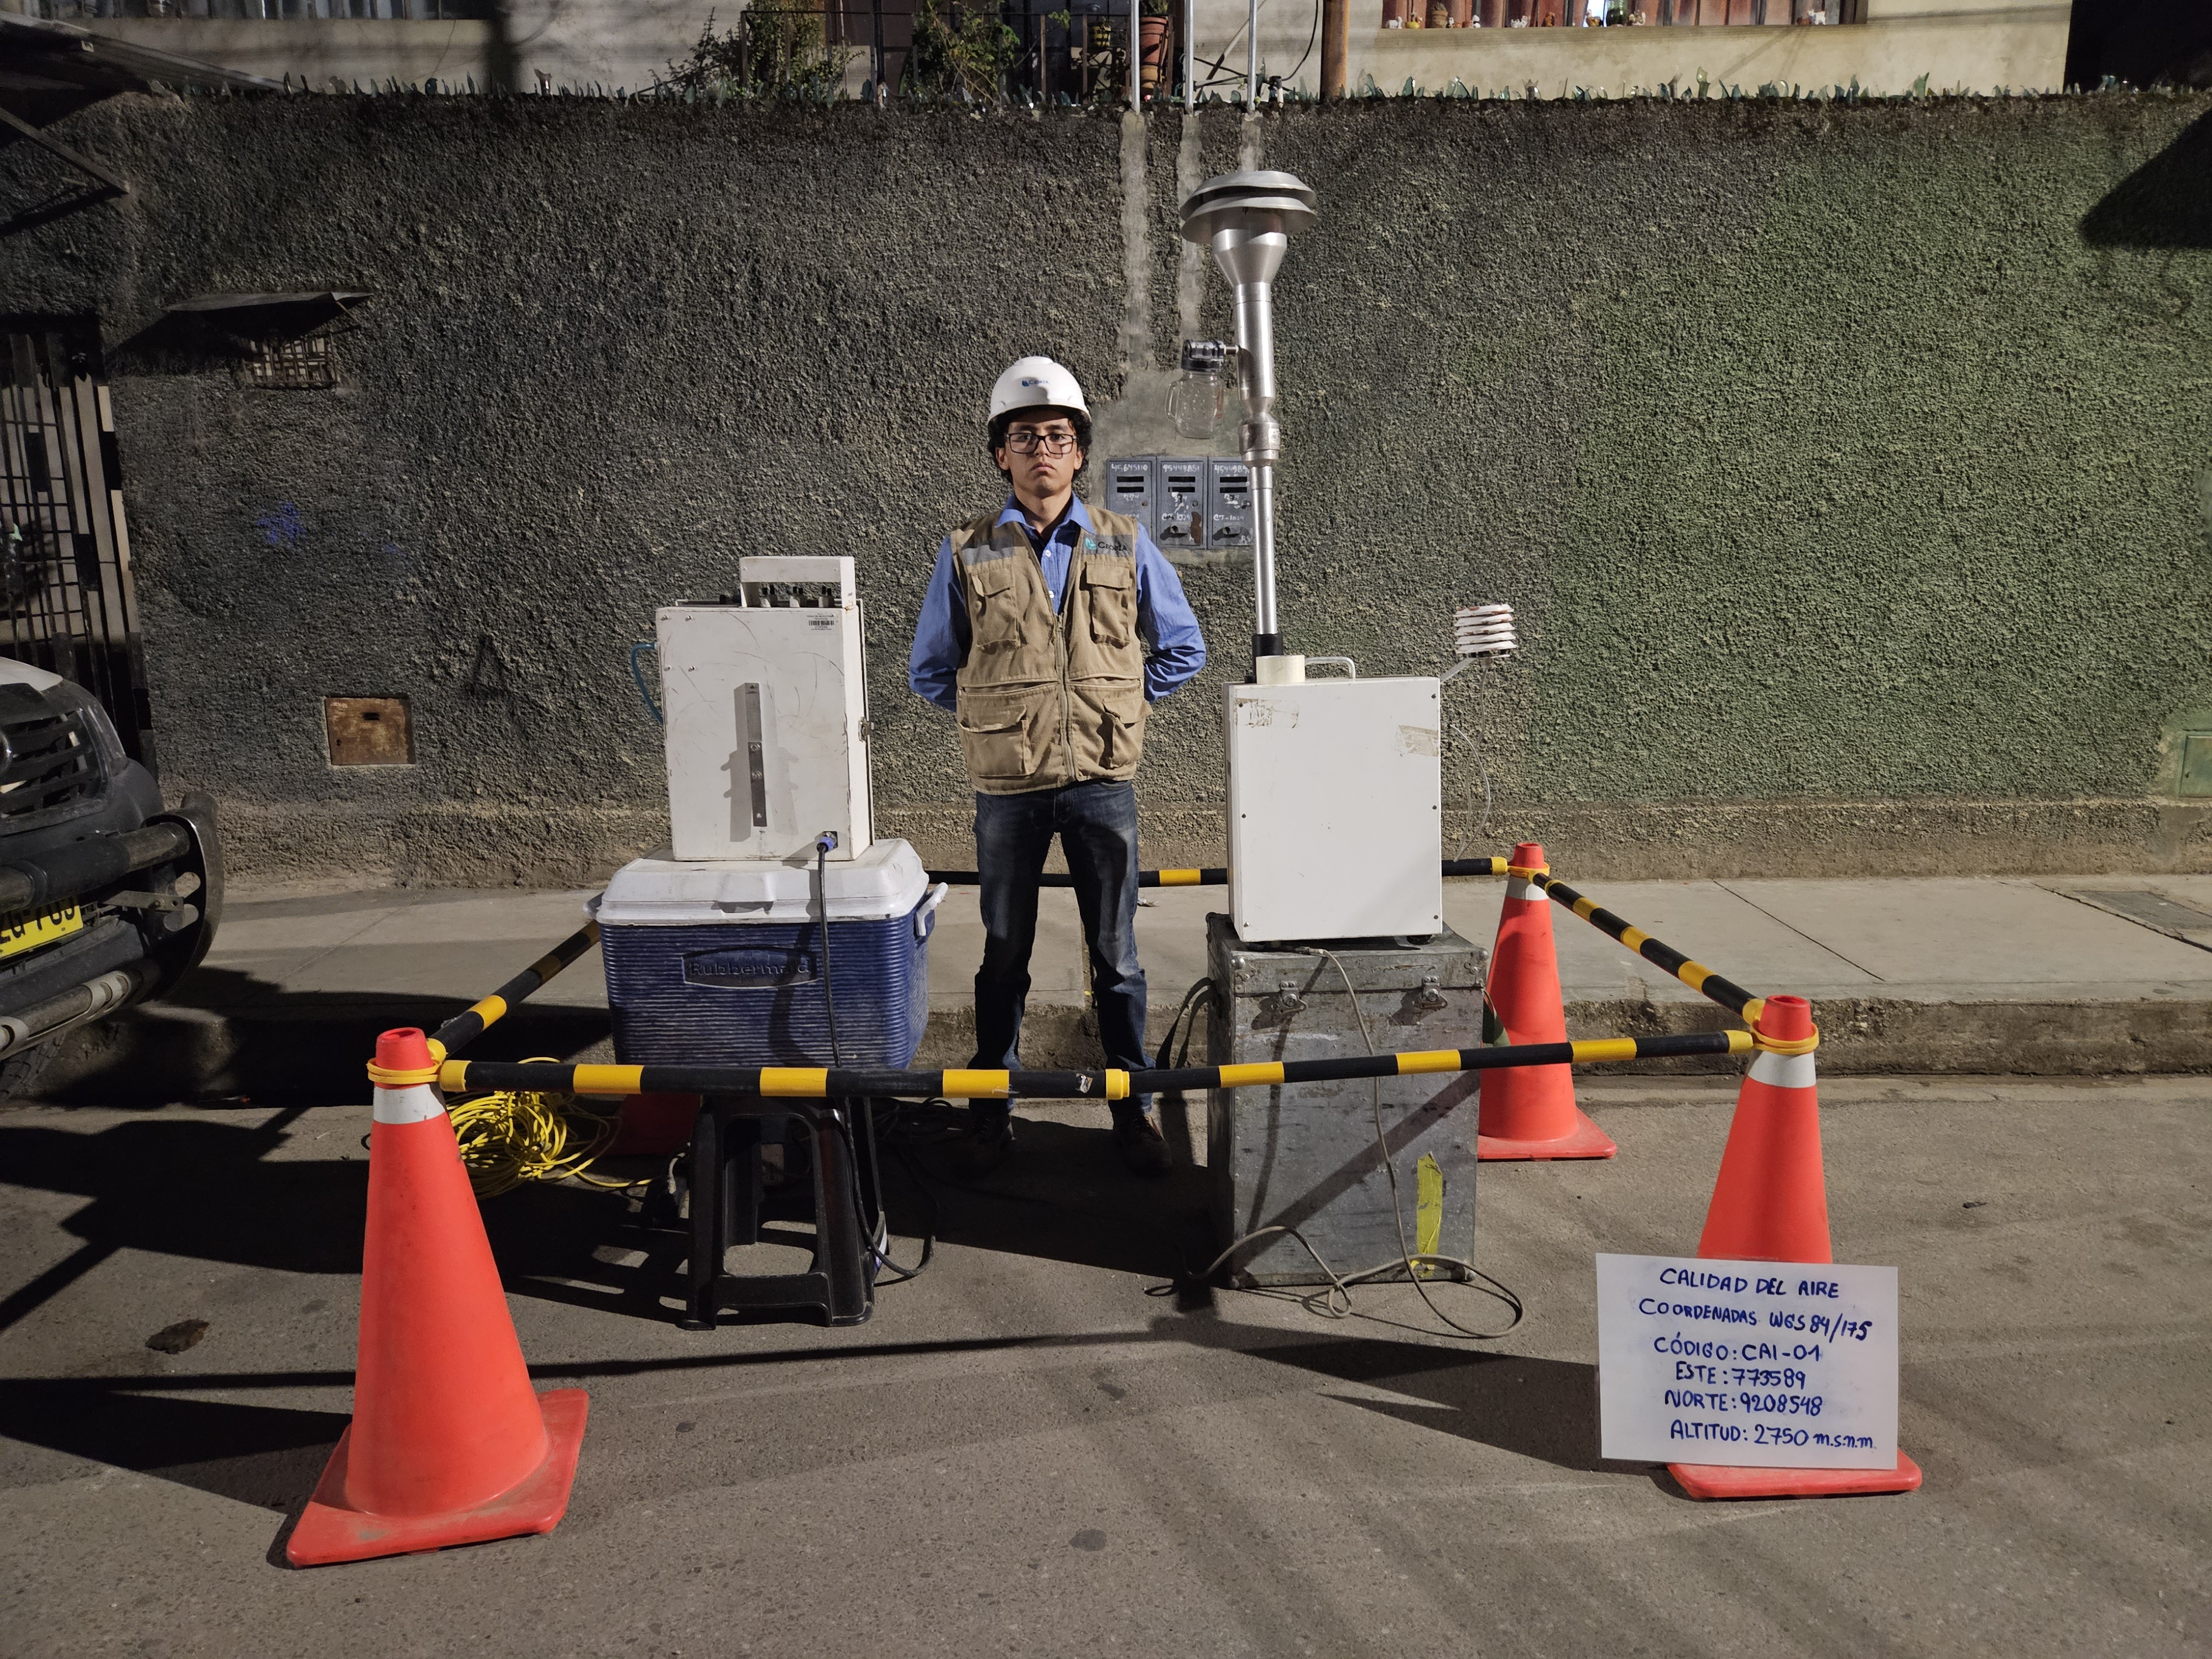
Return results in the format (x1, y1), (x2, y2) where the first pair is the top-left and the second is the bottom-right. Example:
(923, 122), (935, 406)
(1595, 1254), (1898, 1468)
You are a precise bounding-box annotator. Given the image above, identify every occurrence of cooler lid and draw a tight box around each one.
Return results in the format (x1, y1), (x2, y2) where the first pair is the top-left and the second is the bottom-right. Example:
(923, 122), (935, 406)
(594, 838), (928, 926)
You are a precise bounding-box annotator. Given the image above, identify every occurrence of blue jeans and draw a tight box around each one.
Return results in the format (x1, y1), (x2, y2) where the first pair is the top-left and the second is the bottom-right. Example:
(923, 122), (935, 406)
(971, 780), (1150, 1113)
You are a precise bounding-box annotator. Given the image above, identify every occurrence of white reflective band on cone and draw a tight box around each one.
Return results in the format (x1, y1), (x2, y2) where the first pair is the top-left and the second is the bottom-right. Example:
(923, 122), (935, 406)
(1505, 877), (1547, 904)
(373, 1081), (447, 1126)
(1746, 1050), (1817, 1091)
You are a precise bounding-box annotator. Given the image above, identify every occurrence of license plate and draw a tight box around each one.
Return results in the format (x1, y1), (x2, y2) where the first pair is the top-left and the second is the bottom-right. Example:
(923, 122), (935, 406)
(0, 903), (84, 961)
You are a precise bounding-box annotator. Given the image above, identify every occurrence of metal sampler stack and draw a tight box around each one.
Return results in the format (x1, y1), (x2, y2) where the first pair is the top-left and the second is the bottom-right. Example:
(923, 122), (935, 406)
(1179, 173), (1488, 1286)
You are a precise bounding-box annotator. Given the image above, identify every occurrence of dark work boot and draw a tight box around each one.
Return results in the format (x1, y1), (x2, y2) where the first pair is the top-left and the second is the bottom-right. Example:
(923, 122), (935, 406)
(1110, 1105), (1170, 1177)
(955, 1102), (1015, 1180)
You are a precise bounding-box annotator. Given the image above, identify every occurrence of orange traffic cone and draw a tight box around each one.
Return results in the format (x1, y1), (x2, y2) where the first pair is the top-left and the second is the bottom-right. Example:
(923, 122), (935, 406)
(286, 1028), (588, 1566)
(1668, 995), (1921, 1501)
(1477, 842), (1616, 1160)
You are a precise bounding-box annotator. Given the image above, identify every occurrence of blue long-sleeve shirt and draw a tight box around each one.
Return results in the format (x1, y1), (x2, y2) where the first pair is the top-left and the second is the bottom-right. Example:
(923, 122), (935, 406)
(908, 494), (1206, 712)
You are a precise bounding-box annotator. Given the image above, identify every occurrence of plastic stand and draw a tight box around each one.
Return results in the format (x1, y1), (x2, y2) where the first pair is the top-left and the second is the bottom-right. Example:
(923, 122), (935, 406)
(680, 1094), (880, 1330)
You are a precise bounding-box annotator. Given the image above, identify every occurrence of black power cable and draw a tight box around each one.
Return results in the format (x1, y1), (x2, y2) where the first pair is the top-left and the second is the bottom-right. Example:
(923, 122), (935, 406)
(812, 833), (935, 1285)
(814, 832), (843, 1067)
(1190, 0), (1321, 95)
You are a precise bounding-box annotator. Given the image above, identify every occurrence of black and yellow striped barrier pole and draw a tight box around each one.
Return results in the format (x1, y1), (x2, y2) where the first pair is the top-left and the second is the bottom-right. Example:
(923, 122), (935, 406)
(928, 867), (1232, 889)
(437, 1030), (1755, 1103)
(926, 859), (1511, 889)
(1442, 858), (1511, 878)
(426, 920), (602, 1063)
(1504, 864), (1767, 1026)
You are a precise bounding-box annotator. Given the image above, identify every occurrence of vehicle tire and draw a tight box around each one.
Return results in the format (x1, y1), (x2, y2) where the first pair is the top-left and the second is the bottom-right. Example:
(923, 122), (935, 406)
(0, 1040), (57, 1104)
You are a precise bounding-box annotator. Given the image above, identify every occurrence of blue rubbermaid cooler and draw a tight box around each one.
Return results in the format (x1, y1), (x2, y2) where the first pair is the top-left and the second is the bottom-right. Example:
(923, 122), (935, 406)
(594, 840), (946, 1068)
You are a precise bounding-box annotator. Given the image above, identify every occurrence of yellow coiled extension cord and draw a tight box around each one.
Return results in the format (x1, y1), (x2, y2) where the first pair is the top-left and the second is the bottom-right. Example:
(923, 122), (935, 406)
(445, 1060), (644, 1198)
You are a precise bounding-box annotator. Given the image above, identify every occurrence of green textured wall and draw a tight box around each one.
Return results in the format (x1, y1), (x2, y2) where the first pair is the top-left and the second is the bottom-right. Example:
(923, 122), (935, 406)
(0, 92), (2204, 881)
(1249, 96), (2212, 874)
(1562, 108), (2212, 806)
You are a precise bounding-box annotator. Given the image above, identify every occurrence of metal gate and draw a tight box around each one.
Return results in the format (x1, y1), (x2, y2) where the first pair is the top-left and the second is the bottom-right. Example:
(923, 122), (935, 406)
(0, 322), (154, 773)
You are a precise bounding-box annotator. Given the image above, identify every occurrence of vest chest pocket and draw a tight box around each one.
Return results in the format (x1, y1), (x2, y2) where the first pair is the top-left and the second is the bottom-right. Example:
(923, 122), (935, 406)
(1079, 560), (1136, 648)
(964, 557), (1027, 655)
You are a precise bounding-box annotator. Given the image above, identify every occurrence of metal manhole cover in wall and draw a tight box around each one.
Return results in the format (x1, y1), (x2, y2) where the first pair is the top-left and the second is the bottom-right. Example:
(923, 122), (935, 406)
(326, 696), (413, 767)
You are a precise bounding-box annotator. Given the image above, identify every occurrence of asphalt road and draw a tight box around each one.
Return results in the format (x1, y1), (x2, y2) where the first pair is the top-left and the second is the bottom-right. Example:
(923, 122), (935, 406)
(1, 1074), (2204, 1658)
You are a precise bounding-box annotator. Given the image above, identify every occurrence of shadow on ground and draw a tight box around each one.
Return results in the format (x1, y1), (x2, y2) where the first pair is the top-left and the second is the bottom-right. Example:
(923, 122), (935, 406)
(0, 1104), (636, 1334)
(40, 964), (613, 1108)
(0, 1382), (348, 1511)
(893, 1114), (1217, 1281)
(0, 1091), (1216, 1339)
(495, 1108), (1217, 1324)
(0, 1320), (1627, 1518)
(1166, 1317), (1620, 1474)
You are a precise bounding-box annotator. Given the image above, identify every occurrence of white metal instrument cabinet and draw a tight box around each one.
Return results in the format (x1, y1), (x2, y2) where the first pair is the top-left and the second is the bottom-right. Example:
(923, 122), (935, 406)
(1225, 675), (1443, 941)
(658, 557), (873, 863)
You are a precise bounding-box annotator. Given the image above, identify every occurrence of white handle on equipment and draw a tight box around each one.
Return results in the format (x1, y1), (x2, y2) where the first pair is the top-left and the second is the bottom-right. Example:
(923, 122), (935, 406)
(914, 882), (950, 940)
(1304, 656), (1357, 679)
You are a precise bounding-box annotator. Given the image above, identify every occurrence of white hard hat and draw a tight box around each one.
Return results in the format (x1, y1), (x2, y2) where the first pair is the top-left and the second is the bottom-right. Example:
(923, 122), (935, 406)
(989, 356), (1089, 422)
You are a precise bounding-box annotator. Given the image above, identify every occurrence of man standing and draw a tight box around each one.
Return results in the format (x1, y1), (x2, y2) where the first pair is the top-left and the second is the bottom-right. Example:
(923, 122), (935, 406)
(909, 357), (1206, 1176)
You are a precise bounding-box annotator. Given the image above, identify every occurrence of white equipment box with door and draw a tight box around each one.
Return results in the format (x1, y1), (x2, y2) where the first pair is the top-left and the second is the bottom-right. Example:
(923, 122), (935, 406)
(658, 556), (874, 863)
(1225, 672), (1443, 942)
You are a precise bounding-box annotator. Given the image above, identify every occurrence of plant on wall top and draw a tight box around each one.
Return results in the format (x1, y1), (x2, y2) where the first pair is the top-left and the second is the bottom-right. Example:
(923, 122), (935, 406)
(905, 0), (1023, 101)
(659, 6), (854, 100)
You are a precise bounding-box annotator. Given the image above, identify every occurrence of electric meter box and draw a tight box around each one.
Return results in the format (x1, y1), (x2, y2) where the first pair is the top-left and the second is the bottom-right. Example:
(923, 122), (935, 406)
(1225, 676), (1443, 942)
(658, 556), (873, 863)
(1105, 457), (1154, 528)
(1154, 457), (1209, 555)
(1206, 460), (1253, 549)
(1103, 456), (1254, 558)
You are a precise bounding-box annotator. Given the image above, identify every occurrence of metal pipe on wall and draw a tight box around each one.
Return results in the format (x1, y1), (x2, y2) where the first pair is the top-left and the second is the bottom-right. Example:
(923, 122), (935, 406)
(1185, 0), (1195, 104)
(1246, 0), (1260, 103)
(1131, 0), (1141, 111)
(1322, 0), (1348, 97)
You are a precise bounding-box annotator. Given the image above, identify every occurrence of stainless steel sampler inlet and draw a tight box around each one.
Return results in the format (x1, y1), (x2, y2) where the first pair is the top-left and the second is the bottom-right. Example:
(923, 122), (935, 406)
(1178, 170), (1317, 669)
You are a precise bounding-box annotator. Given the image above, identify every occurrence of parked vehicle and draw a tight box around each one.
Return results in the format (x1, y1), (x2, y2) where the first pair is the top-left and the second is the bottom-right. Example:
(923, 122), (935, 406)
(0, 656), (220, 1098)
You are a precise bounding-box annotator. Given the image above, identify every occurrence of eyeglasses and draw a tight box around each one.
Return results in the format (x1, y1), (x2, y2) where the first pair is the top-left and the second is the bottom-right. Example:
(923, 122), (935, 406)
(1004, 430), (1079, 456)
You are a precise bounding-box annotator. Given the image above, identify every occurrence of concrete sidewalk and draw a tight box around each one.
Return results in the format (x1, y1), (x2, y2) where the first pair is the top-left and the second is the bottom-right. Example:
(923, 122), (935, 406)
(41, 870), (2212, 1102)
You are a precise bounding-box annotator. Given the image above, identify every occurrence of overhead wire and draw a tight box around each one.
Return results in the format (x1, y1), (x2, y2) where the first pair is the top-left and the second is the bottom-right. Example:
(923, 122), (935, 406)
(1189, 0), (1322, 95)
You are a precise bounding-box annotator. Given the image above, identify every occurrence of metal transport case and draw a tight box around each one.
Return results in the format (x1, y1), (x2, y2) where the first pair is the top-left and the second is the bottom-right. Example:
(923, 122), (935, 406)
(1205, 914), (1485, 1285)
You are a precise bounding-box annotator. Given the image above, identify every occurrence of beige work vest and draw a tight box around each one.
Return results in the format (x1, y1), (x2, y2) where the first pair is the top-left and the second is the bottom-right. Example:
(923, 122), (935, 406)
(950, 504), (1148, 796)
